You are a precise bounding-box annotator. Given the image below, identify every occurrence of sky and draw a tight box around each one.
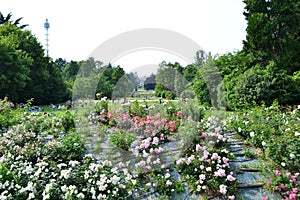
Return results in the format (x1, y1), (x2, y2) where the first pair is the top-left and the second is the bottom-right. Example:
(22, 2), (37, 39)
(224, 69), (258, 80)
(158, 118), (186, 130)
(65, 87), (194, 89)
(1, 0), (247, 76)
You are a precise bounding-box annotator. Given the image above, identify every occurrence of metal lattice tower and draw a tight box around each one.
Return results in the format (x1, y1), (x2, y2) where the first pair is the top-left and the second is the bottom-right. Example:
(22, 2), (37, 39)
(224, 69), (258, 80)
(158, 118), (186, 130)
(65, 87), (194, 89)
(44, 19), (50, 56)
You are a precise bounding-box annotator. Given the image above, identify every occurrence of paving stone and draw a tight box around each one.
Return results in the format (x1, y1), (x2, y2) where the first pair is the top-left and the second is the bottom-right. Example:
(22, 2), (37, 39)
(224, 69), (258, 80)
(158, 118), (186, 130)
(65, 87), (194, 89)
(228, 146), (244, 154)
(238, 188), (282, 200)
(231, 156), (256, 162)
(236, 171), (264, 185)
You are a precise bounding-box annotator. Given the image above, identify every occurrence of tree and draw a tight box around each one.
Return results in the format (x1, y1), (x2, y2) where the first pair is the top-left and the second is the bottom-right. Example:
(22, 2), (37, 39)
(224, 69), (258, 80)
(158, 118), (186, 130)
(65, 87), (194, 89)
(0, 11), (28, 29)
(111, 66), (125, 85)
(174, 70), (187, 97)
(55, 58), (67, 72)
(243, 0), (300, 74)
(72, 59), (127, 100)
(183, 64), (198, 82)
(63, 60), (80, 81)
(192, 55), (224, 108)
(0, 23), (67, 104)
(127, 72), (140, 90)
(194, 50), (206, 66)
(0, 33), (32, 102)
(155, 62), (183, 94)
(112, 74), (135, 98)
(44, 62), (69, 103)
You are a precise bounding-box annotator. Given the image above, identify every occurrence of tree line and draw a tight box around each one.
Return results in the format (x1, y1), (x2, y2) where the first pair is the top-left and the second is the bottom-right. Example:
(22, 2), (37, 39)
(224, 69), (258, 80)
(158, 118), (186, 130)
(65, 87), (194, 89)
(154, 0), (300, 110)
(1, 0), (300, 109)
(0, 12), (140, 105)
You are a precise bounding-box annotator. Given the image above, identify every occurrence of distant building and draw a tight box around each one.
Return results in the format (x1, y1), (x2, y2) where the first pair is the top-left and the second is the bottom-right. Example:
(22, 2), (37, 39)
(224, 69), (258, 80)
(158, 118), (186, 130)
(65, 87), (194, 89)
(144, 74), (156, 90)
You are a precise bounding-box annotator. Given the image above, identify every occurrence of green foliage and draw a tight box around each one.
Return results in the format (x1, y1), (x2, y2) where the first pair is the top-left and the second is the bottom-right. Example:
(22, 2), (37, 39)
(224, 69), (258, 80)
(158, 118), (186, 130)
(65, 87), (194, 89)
(192, 55), (224, 107)
(225, 61), (300, 109)
(0, 163), (16, 183)
(113, 74), (135, 98)
(72, 59), (126, 99)
(155, 62), (185, 98)
(183, 64), (197, 82)
(95, 99), (108, 114)
(0, 97), (25, 130)
(42, 133), (86, 162)
(206, 0), (300, 109)
(263, 169), (299, 200)
(0, 25), (32, 102)
(62, 60), (80, 81)
(109, 129), (134, 151)
(154, 84), (165, 97)
(0, 116), (136, 200)
(180, 99), (204, 122)
(180, 88), (195, 99)
(61, 133), (86, 160)
(243, 0), (300, 74)
(150, 170), (185, 197)
(165, 91), (176, 100)
(0, 23), (67, 104)
(226, 103), (300, 173)
(128, 100), (147, 118)
(176, 146), (237, 197)
(61, 111), (75, 132)
(192, 76), (210, 106)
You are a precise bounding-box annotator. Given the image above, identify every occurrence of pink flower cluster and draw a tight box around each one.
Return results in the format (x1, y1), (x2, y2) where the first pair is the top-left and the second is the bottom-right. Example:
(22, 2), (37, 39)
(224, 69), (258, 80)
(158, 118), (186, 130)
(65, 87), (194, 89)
(264, 170), (299, 200)
(134, 135), (165, 171)
(132, 112), (179, 138)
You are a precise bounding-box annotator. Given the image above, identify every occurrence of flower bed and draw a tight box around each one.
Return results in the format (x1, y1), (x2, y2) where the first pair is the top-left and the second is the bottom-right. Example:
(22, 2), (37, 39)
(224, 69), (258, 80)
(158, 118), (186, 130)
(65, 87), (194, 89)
(226, 101), (300, 200)
(0, 99), (240, 199)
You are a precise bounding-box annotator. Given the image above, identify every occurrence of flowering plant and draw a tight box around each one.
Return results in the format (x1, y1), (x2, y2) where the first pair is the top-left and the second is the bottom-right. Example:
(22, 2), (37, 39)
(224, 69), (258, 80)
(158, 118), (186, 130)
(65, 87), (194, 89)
(263, 170), (300, 200)
(226, 103), (300, 172)
(128, 100), (148, 118)
(0, 111), (137, 200)
(109, 129), (135, 151)
(175, 116), (238, 199)
(176, 145), (237, 198)
(145, 168), (185, 196)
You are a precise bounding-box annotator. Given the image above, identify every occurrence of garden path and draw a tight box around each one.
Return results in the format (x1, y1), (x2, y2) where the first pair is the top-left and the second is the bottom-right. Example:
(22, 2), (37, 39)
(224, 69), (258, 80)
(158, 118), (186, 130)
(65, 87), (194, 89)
(85, 125), (282, 199)
(226, 132), (282, 200)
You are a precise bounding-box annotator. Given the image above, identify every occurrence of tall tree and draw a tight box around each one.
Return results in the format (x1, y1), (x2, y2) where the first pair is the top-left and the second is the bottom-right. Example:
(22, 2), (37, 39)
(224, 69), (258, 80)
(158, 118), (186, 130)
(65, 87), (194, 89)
(0, 31), (32, 102)
(0, 11), (28, 29)
(63, 60), (80, 81)
(183, 64), (198, 82)
(243, 0), (300, 74)
(0, 23), (67, 104)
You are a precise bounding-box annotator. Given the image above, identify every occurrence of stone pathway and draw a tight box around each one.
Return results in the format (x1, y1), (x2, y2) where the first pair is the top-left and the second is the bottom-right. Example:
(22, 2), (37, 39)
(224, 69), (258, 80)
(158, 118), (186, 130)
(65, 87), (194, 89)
(226, 132), (282, 200)
(84, 126), (283, 200)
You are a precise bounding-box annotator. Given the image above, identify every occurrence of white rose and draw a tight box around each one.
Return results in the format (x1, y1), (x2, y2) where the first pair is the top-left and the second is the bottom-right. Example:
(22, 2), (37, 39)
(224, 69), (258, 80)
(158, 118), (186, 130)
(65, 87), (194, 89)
(290, 153), (296, 159)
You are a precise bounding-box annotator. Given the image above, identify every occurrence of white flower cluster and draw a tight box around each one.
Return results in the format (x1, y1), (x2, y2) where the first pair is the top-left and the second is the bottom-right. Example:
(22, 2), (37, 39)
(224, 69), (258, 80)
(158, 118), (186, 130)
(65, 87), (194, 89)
(0, 114), (136, 200)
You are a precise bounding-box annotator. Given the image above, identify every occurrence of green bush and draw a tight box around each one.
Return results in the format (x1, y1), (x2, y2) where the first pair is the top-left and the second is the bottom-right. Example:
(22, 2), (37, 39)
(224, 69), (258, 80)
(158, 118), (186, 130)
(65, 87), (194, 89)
(0, 97), (22, 130)
(226, 103), (300, 173)
(95, 98), (108, 114)
(109, 129), (134, 151)
(129, 100), (147, 118)
(42, 133), (85, 162)
(61, 111), (75, 132)
(165, 91), (176, 100)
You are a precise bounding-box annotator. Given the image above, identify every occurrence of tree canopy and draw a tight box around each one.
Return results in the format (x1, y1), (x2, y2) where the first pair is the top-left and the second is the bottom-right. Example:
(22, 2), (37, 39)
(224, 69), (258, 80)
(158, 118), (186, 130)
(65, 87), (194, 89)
(0, 23), (67, 104)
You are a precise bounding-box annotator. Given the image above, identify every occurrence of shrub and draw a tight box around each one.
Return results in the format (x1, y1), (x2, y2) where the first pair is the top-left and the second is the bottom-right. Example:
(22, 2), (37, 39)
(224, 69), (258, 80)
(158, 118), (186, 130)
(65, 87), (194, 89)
(109, 129), (135, 151)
